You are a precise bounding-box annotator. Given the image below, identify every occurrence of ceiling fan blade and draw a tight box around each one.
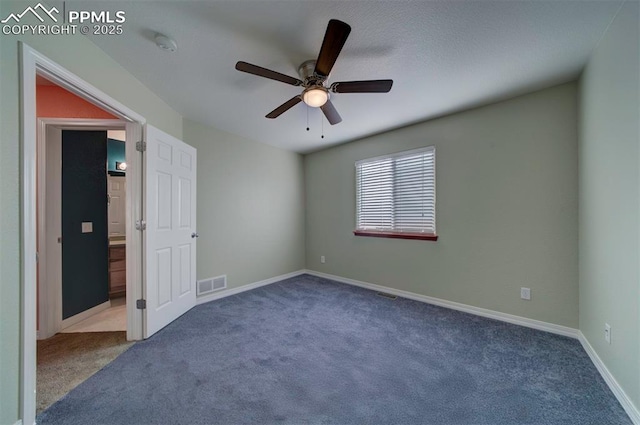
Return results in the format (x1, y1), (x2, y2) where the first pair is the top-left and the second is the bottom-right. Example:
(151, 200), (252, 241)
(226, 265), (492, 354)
(236, 61), (303, 86)
(320, 99), (342, 125)
(314, 20), (351, 77)
(266, 96), (302, 119)
(330, 79), (393, 93)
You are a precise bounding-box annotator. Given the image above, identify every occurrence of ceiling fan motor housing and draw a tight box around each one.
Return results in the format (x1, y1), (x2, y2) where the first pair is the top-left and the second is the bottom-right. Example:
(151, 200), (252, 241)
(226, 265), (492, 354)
(298, 60), (321, 82)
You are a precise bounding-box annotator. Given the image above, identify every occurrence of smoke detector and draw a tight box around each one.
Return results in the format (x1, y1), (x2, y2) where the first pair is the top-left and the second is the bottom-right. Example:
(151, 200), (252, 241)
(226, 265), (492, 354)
(154, 33), (177, 53)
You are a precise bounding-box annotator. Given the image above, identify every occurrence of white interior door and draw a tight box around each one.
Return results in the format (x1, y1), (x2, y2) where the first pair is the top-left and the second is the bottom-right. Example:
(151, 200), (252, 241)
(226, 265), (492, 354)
(144, 125), (197, 338)
(107, 176), (126, 236)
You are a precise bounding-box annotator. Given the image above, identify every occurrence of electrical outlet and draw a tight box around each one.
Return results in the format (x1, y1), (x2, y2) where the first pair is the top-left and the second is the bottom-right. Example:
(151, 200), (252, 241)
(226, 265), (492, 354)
(604, 323), (611, 344)
(520, 287), (531, 300)
(320, 255), (326, 264)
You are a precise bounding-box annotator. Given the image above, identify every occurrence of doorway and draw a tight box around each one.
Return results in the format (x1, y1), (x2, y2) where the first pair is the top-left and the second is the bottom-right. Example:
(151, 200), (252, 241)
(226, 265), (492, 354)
(34, 87), (135, 413)
(21, 42), (198, 425)
(37, 121), (132, 338)
(20, 43), (145, 425)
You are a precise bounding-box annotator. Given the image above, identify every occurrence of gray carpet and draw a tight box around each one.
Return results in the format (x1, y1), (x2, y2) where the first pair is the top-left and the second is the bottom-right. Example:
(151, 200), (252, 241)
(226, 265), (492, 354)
(38, 274), (631, 424)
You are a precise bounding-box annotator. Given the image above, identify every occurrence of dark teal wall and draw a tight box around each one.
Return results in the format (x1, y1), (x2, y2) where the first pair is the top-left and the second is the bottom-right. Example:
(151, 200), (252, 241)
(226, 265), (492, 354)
(107, 138), (125, 172)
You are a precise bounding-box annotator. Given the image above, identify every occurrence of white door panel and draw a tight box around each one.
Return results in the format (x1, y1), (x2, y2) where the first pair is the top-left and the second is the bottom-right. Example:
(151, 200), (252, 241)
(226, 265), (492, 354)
(144, 125), (197, 338)
(108, 176), (126, 236)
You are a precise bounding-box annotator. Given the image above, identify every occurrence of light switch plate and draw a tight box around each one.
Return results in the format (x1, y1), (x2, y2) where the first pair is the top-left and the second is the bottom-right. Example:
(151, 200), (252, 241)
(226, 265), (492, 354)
(81, 222), (93, 233)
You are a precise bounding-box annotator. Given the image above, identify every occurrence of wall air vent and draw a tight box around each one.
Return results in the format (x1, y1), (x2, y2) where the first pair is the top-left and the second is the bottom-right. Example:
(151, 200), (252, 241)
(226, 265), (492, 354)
(197, 275), (227, 296)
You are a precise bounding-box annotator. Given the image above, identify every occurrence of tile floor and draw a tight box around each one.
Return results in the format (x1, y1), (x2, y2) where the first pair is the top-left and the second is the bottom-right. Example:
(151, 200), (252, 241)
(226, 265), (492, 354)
(61, 297), (127, 333)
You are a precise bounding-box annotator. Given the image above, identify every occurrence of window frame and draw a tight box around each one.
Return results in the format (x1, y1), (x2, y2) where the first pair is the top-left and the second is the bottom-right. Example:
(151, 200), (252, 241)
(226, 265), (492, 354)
(353, 146), (437, 241)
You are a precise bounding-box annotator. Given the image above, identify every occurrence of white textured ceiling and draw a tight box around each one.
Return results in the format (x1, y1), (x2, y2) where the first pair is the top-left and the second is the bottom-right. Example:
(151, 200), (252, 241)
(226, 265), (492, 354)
(63, 1), (621, 153)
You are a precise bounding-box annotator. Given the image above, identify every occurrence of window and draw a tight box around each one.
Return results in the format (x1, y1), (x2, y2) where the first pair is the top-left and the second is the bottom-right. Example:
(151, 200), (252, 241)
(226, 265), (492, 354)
(355, 146), (436, 241)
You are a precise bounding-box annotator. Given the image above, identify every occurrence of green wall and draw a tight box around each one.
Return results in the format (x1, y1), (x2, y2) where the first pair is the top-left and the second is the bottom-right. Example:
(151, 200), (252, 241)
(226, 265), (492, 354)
(578, 0), (640, 411)
(183, 119), (306, 288)
(107, 139), (126, 173)
(0, 1), (183, 421)
(305, 82), (579, 328)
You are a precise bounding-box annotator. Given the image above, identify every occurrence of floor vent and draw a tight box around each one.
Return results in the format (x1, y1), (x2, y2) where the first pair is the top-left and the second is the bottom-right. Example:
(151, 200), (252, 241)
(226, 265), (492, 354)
(197, 275), (227, 296)
(377, 292), (397, 300)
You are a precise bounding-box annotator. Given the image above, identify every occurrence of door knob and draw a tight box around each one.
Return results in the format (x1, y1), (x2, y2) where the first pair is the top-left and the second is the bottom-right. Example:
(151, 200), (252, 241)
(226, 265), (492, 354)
(191, 232), (199, 238)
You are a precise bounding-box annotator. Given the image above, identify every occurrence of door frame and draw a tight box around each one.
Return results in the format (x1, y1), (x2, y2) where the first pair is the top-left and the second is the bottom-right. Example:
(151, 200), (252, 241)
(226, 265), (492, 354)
(37, 118), (130, 340)
(20, 43), (145, 425)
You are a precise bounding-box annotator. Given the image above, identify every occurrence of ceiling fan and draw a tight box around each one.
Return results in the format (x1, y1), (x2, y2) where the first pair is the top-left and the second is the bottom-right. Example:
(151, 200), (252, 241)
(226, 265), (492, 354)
(235, 19), (393, 125)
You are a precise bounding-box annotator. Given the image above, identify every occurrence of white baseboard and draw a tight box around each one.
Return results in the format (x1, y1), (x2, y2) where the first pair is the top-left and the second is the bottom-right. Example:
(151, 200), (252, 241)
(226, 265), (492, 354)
(304, 270), (579, 338)
(578, 332), (640, 424)
(14, 420), (23, 425)
(196, 270), (306, 305)
(60, 300), (111, 329)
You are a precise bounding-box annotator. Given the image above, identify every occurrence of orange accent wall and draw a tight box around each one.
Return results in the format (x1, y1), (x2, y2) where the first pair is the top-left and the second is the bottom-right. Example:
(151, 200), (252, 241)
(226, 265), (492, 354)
(37, 85), (119, 119)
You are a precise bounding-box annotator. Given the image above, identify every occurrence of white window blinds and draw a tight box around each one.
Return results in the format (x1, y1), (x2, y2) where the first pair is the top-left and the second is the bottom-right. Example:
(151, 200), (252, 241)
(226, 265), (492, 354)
(356, 146), (436, 234)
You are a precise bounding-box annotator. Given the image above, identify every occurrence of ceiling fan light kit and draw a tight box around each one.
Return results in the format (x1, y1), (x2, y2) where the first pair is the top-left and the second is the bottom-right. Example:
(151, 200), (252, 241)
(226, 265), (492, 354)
(235, 19), (393, 127)
(302, 87), (329, 107)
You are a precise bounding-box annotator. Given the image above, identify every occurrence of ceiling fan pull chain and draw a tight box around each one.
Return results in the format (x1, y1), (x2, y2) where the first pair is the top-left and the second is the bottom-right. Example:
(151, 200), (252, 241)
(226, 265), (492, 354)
(306, 105), (310, 131)
(321, 113), (325, 139)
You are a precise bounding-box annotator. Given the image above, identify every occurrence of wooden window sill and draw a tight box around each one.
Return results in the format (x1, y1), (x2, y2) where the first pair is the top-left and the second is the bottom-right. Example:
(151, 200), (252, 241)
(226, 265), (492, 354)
(353, 230), (438, 241)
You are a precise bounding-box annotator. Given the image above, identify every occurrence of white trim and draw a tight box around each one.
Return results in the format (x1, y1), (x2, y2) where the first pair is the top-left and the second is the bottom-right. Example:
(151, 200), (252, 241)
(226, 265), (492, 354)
(30, 63), (144, 125)
(60, 300), (111, 330)
(124, 121), (143, 343)
(37, 118), (125, 128)
(14, 420), (23, 425)
(196, 270), (306, 306)
(304, 270), (579, 338)
(20, 42), (146, 425)
(578, 332), (640, 424)
(20, 42), (38, 425)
